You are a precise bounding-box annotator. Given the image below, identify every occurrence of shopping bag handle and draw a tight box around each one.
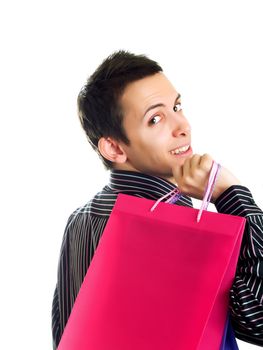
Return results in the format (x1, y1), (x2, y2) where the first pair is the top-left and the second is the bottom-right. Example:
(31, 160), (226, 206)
(196, 161), (221, 222)
(150, 161), (221, 223)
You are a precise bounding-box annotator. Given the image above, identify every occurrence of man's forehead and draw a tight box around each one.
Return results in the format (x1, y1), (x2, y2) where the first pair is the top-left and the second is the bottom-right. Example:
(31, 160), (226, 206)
(121, 73), (178, 113)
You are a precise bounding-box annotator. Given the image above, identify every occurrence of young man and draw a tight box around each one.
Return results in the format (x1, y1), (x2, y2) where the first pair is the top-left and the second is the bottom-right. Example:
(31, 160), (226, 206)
(52, 51), (263, 348)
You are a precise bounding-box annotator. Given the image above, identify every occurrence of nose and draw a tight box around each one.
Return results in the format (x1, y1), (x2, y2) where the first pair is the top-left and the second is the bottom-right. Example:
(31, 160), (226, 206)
(170, 113), (191, 138)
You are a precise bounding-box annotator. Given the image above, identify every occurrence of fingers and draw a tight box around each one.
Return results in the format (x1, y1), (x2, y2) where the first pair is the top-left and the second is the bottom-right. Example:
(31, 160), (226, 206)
(171, 153), (216, 200)
(199, 153), (214, 172)
(182, 154), (201, 178)
(189, 154), (201, 172)
(172, 153), (214, 190)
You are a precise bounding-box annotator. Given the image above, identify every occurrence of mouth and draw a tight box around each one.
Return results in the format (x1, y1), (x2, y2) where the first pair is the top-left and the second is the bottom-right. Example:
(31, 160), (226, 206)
(170, 144), (192, 156)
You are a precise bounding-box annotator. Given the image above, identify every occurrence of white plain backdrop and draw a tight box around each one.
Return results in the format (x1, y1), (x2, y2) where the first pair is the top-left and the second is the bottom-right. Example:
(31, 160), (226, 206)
(1, 1), (263, 349)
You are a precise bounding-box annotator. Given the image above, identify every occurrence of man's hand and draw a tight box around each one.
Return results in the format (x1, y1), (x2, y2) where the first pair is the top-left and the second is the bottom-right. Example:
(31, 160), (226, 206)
(172, 153), (241, 202)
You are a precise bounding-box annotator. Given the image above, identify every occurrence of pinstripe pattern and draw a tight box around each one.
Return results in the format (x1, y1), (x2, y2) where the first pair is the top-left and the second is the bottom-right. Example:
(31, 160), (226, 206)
(52, 171), (263, 348)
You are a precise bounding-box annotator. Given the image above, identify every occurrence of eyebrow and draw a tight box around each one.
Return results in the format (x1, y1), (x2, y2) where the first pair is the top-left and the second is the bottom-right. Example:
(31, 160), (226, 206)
(143, 93), (181, 119)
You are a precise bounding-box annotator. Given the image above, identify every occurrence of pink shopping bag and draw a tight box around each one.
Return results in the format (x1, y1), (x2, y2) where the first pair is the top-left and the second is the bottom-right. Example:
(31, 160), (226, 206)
(58, 192), (246, 350)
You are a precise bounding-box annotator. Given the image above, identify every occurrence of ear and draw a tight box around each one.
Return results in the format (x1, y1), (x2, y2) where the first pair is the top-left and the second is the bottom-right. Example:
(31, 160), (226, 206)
(98, 137), (127, 164)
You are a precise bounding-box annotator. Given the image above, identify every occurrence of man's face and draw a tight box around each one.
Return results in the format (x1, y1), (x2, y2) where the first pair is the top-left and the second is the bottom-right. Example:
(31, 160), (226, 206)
(118, 72), (193, 183)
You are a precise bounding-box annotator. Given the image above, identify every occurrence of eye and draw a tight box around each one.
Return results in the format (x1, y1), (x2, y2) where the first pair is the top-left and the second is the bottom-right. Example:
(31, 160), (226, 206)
(149, 115), (161, 125)
(173, 103), (182, 112)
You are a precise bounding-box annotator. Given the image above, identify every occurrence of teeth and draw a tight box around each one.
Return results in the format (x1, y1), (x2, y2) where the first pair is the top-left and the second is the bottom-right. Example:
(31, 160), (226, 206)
(171, 145), (190, 155)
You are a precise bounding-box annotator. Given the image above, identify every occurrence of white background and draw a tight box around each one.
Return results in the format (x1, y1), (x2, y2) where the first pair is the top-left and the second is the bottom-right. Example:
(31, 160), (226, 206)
(1, 0), (263, 349)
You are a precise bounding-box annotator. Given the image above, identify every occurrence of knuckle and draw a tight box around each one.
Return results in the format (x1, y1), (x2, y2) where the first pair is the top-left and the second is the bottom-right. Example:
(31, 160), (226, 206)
(202, 154), (213, 170)
(203, 153), (212, 160)
(192, 154), (200, 159)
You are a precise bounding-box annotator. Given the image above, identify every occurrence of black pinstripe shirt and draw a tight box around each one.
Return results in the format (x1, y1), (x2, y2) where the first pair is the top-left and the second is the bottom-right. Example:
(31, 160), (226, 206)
(52, 170), (263, 348)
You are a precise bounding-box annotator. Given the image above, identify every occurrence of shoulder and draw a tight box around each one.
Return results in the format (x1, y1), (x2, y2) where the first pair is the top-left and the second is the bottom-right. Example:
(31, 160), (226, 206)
(214, 185), (262, 216)
(61, 188), (118, 244)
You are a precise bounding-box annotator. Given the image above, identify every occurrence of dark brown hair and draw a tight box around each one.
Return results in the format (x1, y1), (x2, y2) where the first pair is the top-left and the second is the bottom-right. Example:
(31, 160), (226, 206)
(77, 50), (163, 169)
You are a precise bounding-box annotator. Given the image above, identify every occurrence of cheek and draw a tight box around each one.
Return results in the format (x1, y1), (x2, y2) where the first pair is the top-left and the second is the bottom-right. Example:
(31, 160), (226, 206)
(128, 125), (168, 158)
(140, 140), (167, 162)
(142, 125), (168, 142)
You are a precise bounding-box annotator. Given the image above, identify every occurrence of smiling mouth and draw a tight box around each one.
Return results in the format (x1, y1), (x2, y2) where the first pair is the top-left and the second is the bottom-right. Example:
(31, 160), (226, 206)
(170, 144), (191, 155)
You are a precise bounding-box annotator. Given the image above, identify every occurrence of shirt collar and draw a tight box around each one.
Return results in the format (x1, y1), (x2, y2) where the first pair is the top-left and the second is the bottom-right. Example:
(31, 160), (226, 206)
(107, 170), (193, 206)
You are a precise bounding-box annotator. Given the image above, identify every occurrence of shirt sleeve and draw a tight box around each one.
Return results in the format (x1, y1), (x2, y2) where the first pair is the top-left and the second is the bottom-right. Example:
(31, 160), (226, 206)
(214, 185), (263, 346)
(51, 210), (109, 349)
